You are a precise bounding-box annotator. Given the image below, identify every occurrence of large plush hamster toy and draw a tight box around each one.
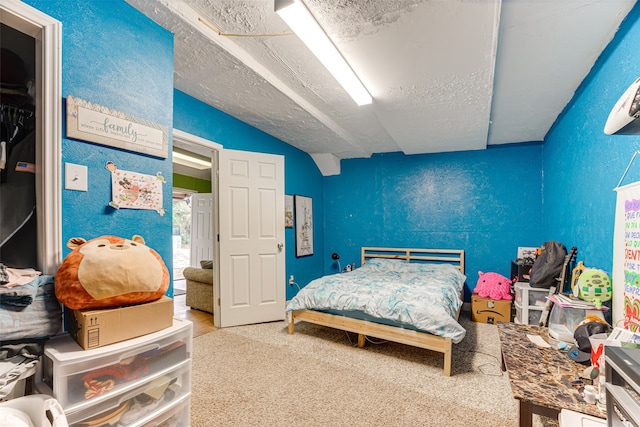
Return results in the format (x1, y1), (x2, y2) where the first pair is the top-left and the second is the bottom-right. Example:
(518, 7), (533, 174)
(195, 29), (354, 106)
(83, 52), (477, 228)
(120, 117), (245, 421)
(55, 235), (169, 310)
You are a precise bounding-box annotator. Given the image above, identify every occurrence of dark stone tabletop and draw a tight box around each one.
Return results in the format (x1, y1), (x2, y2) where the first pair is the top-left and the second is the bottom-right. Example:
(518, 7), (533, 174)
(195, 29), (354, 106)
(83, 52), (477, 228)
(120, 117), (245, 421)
(496, 321), (605, 419)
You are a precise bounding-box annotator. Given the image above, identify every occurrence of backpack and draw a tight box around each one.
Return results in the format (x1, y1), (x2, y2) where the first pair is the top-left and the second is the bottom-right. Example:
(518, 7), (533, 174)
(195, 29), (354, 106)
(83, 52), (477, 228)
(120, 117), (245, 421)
(529, 241), (567, 288)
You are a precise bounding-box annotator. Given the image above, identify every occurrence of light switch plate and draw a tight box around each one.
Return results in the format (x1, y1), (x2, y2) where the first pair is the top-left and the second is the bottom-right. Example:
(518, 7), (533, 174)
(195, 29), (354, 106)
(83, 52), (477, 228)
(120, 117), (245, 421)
(65, 162), (88, 191)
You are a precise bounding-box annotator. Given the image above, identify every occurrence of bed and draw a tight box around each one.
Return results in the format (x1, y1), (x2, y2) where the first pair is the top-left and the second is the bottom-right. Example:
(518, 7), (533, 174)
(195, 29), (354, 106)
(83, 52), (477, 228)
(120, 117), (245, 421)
(286, 247), (466, 376)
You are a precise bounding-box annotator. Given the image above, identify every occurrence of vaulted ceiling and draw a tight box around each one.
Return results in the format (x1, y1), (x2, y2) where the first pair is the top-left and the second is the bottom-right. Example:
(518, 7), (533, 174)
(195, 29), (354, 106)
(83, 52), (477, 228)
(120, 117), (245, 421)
(127, 0), (636, 175)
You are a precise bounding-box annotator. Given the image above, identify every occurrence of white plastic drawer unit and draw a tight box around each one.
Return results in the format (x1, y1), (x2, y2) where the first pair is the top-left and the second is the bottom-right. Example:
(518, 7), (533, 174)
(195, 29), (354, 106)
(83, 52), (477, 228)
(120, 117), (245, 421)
(514, 282), (549, 307)
(64, 360), (191, 427)
(515, 305), (542, 326)
(36, 318), (192, 412)
(144, 394), (190, 427)
(514, 282), (548, 325)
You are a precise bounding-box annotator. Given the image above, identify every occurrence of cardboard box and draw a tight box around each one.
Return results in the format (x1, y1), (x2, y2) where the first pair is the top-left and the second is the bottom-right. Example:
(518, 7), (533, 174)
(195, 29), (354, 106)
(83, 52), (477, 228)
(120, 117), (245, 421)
(471, 295), (512, 324)
(69, 296), (174, 349)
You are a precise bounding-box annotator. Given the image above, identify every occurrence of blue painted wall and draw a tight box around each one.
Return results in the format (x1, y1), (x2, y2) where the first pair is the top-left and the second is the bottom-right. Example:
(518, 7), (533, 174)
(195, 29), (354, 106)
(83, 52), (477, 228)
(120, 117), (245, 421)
(323, 4), (640, 299)
(173, 90), (325, 300)
(23, 0), (640, 305)
(324, 146), (544, 299)
(23, 0), (325, 301)
(543, 4), (640, 277)
(26, 0), (176, 289)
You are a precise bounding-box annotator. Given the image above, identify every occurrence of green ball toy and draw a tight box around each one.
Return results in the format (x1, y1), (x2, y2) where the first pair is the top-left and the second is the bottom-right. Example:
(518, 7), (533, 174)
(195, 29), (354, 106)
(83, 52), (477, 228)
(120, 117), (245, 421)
(577, 269), (612, 309)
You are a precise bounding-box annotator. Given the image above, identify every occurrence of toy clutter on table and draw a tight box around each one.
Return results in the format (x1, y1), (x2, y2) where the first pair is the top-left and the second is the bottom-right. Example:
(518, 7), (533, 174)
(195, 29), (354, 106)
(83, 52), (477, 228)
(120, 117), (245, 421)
(547, 260), (612, 342)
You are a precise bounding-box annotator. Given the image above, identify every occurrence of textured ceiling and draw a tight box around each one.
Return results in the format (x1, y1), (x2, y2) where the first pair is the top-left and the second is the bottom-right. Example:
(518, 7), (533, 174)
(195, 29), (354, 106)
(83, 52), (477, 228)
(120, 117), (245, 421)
(127, 0), (636, 175)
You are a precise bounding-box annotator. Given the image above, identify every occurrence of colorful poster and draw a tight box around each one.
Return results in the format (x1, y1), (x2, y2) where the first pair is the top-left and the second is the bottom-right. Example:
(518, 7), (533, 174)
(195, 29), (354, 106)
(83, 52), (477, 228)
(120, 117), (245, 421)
(613, 181), (640, 331)
(107, 162), (165, 215)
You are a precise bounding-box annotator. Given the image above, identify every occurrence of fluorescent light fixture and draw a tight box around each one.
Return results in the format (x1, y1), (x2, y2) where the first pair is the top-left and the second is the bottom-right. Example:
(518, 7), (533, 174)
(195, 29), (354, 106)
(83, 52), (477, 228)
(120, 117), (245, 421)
(173, 151), (212, 170)
(275, 0), (372, 106)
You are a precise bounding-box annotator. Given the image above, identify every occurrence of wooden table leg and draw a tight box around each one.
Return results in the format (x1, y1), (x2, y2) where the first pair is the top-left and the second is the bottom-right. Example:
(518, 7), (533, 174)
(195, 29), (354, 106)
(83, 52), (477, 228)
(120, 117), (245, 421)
(518, 400), (560, 427)
(519, 400), (533, 427)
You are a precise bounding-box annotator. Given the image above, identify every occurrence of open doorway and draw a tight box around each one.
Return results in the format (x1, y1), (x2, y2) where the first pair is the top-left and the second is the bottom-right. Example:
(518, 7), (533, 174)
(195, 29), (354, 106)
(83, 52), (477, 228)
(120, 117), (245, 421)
(171, 131), (219, 298)
(171, 188), (194, 295)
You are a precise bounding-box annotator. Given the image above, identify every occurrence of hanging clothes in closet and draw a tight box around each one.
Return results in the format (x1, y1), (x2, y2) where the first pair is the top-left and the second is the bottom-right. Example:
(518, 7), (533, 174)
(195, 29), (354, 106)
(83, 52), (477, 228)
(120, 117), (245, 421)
(0, 48), (37, 269)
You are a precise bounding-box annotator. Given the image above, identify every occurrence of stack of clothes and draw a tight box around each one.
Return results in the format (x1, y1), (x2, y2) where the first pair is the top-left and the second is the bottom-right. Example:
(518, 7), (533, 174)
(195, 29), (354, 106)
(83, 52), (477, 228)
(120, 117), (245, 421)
(0, 263), (62, 399)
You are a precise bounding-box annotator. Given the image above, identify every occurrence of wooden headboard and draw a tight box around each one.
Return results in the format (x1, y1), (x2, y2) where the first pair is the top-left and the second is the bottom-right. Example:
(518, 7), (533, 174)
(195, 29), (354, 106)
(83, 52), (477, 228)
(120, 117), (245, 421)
(361, 247), (465, 274)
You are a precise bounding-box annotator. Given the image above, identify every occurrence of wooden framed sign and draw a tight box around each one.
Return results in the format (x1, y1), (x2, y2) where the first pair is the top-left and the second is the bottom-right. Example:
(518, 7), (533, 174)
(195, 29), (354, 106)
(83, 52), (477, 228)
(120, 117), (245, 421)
(66, 96), (168, 158)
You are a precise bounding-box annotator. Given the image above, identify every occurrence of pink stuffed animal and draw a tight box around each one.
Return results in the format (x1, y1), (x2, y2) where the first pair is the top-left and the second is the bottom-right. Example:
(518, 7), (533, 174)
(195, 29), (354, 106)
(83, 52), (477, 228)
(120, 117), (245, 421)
(474, 271), (513, 301)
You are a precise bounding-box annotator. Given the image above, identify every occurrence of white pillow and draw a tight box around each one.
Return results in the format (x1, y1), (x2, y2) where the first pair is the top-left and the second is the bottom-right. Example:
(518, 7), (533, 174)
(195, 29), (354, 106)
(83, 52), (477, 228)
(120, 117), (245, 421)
(362, 258), (407, 272)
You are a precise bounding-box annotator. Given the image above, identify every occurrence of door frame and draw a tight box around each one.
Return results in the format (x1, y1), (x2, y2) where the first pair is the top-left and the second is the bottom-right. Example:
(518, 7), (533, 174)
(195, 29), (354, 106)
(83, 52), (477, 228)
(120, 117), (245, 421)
(1, 0), (62, 273)
(172, 129), (222, 325)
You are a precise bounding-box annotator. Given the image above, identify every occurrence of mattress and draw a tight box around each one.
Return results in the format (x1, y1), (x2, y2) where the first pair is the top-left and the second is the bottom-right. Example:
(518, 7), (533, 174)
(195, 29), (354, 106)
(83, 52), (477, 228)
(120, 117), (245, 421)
(286, 258), (467, 343)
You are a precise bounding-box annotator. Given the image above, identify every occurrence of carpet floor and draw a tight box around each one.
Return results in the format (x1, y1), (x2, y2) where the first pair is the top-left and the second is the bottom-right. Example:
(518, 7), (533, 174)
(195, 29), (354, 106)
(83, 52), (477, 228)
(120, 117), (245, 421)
(190, 313), (556, 427)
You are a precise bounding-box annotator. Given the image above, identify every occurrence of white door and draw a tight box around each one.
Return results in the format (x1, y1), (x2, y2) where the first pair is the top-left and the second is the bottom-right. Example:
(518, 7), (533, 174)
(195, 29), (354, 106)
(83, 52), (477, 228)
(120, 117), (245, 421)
(190, 193), (214, 267)
(218, 149), (285, 327)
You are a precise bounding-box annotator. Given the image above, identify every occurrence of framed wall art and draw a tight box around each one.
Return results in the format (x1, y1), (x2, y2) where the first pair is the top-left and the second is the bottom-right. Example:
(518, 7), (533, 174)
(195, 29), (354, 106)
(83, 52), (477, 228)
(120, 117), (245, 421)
(285, 194), (294, 228)
(294, 195), (313, 257)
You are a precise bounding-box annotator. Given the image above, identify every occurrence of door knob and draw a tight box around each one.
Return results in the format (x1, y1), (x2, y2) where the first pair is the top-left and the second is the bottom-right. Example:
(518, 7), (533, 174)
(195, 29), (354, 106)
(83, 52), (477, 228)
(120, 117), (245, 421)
(277, 243), (284, 250)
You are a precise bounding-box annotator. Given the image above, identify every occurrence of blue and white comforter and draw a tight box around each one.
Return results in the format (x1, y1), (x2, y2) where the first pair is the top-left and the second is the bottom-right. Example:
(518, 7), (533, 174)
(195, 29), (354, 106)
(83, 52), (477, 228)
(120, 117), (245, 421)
(286, 258), (467, 343)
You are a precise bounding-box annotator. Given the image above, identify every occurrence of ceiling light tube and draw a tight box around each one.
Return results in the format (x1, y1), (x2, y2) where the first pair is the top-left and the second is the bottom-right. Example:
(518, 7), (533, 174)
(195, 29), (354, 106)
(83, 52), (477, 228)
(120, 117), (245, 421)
(275, 0), (372, 106)
(173, 151), (212, 169)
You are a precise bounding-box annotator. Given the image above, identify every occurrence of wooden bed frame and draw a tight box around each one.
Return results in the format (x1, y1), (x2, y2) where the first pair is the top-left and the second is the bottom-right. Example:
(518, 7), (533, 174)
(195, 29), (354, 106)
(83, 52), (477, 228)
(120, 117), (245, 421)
(288, 247), (465, 376)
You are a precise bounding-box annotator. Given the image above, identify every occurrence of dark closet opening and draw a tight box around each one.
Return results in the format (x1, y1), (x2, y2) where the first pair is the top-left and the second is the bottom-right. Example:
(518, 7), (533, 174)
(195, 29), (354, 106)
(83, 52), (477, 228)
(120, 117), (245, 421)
(1, 24), (38, 269)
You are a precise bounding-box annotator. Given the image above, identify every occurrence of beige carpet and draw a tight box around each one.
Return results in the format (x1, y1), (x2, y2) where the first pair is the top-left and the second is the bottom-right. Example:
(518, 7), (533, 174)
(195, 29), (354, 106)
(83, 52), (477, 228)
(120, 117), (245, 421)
(190, 313), (556, 427)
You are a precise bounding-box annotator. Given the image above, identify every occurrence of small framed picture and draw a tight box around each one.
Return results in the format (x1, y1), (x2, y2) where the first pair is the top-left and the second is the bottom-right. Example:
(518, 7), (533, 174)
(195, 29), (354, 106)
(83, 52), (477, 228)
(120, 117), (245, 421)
(294, 195), (313, 257)
(285, 195), (294, 228)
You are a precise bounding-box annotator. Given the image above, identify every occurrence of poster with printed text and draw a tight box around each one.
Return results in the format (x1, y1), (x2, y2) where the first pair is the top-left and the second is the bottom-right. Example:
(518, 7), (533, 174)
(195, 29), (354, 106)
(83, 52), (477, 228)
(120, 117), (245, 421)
(613, 182), (640, 331)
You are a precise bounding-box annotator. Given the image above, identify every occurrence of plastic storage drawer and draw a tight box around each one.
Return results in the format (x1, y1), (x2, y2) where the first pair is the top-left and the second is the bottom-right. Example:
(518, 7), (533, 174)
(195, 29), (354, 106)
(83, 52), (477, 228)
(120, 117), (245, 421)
(515, 304), (542, 325)
(64, 359), (191, 427)
(143, 394), (190, 427)
(36, 318), (192, 412)
(514, 282), (549, 307)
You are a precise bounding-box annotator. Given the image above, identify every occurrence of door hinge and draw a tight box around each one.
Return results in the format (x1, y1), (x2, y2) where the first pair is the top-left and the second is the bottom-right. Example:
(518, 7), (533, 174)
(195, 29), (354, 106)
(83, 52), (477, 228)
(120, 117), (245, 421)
(218, 297), (221, 306)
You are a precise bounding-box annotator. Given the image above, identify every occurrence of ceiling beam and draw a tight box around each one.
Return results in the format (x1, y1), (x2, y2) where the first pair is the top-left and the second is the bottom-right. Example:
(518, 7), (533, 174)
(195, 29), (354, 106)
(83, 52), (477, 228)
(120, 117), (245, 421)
(159, 0), (365, 155)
